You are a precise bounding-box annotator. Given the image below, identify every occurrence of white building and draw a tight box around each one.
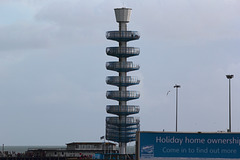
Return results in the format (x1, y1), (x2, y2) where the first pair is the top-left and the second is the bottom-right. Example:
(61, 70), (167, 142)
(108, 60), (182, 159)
(27, 142), (117, 158)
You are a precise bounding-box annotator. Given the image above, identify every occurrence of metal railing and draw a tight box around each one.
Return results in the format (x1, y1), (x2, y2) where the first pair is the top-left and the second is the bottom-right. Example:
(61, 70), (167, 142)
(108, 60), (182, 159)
(106, 31), (140, 42)
(106, 47), (140, 58)
(106, 117), (140, 126)
(106, 105), (140, 115)
(106, 132), (136, 138)
(106, 124), (139, 131)
(106, 91), (140, 101)
(106, 137), (136, 143)
(106, 76), (140, 87)
(106, 61), (140, 72)
(106, 129), (138, 135)
(106, 133), (136, 143)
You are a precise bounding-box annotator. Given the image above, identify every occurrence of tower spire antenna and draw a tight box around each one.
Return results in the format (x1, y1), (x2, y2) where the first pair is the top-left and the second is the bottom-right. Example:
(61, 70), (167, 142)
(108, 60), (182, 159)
(121, 0), (125, 7)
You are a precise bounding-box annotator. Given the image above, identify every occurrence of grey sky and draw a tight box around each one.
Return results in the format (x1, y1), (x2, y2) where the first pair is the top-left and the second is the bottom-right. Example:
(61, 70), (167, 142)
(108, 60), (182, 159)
(0, 0), (240, 145)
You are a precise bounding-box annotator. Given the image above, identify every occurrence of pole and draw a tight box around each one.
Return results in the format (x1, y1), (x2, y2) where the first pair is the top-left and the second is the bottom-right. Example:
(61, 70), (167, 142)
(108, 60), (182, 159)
(226, 75), (233, 132)
(174, 84), (181, 132)
(176, 87), (178, 132)
(229, 78), (231, 132)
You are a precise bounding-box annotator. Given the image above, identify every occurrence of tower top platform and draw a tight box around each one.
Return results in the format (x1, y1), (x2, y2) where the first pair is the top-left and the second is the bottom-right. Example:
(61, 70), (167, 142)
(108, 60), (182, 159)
(114, 8), (132, 23)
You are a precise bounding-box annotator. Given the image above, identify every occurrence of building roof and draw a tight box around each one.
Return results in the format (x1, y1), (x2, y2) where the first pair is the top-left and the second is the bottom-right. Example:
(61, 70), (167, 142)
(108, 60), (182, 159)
(66, 142), (116, 146)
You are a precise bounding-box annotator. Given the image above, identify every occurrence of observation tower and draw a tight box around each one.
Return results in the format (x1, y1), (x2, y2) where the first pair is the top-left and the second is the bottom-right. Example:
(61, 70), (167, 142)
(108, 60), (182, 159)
(105, 8), (140, 154)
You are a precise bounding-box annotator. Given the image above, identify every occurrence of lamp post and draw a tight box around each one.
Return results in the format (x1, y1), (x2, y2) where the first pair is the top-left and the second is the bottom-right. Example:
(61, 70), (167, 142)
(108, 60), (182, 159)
(226, 75), (234, 132)
(174, 84), (181, 132)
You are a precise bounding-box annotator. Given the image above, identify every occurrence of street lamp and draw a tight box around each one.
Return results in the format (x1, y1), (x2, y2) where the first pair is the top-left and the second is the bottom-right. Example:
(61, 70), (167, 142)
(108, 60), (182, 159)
(174, 84), (181, 132)
(226, 75), (234, 132)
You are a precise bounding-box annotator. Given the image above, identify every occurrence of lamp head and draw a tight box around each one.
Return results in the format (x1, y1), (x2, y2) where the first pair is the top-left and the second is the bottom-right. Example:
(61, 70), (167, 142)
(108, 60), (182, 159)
(174, 84), (181, 88)
(226, 75), (234, 79)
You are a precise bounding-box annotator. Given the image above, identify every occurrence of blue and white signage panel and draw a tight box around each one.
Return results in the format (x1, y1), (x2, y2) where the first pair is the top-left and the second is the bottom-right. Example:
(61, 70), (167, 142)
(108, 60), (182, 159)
(139, 132), (240, 159)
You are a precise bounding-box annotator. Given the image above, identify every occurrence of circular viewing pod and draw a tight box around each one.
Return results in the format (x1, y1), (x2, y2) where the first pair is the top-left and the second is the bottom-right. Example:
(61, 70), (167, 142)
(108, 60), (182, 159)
(106, 133), (136, 143)
(106, 61), (140, 72)
(106, 116), (140, 126)
(106, 91), (140, 101)
(106, 31), (140, 42)
(106, 47), (140, 58)
(106, 76), (140, 87)
(106, 124), (139, 130)
(106, 105), (140, 115)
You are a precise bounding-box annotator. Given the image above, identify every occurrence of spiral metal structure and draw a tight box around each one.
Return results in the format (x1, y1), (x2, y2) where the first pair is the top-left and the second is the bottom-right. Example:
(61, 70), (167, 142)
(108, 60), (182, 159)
(105, 8), (140, 154)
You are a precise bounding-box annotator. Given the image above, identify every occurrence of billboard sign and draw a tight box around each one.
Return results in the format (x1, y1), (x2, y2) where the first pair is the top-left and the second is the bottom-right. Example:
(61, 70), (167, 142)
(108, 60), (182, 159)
(137, 132), (240, 159)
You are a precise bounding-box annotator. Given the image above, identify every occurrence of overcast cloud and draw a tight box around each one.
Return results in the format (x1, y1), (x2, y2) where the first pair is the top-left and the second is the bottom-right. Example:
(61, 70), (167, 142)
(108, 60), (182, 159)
(0, 0), (240, 146)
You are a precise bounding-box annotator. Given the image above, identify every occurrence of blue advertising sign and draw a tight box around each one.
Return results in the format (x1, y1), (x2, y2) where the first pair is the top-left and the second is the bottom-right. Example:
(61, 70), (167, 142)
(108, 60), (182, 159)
(138, 132), (240, 159)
